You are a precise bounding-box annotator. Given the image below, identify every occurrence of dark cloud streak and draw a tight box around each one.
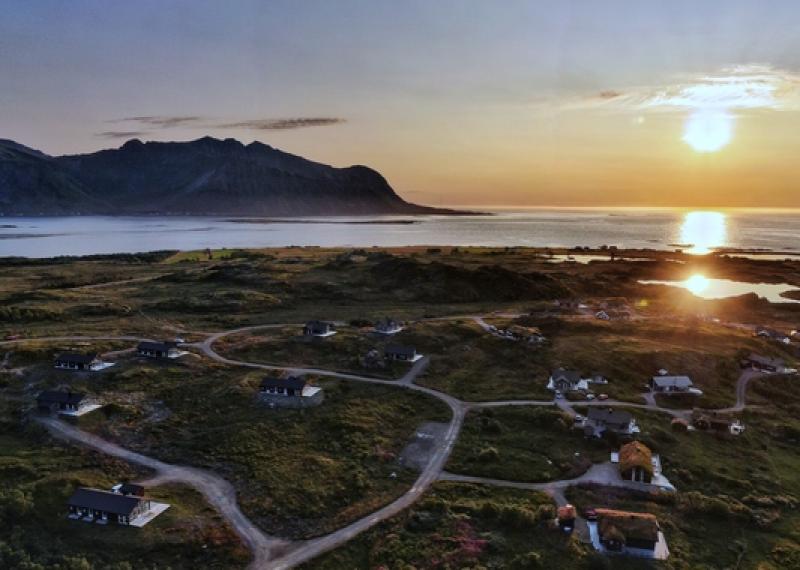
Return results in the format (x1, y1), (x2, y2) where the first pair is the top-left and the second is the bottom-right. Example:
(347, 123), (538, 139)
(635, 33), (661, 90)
(217, 117), (346, 130)
(108, 116), (203, 128)
(95, 130), (149, 139)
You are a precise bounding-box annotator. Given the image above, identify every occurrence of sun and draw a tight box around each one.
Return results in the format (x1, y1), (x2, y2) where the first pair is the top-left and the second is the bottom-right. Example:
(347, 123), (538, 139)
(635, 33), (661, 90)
(682, 109), (733, 152)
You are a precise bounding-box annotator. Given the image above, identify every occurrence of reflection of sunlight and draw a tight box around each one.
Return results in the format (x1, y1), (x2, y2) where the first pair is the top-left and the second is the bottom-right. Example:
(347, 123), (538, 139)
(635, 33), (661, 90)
(680, 211), (727, 254)
(682, 109), (733, 152)
(684, 274), (709, 295)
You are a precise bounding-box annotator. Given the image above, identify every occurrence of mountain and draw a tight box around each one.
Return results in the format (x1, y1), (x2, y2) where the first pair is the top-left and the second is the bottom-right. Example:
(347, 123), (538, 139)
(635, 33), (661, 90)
(0, 137), (456, 216)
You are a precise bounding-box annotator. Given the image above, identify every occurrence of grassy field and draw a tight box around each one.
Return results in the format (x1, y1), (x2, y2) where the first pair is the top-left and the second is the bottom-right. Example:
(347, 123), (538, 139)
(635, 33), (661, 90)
(447, 406), (611, 482)
(0, 400), (248, 569)
(37, 354), (453, 539)
(3, 246), (800, 567)
(216, 325), (419, 379)
(301, 482), (597, 569)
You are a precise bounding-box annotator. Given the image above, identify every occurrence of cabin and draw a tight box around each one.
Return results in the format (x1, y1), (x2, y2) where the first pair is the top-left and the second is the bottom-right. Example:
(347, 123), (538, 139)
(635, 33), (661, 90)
(741, 353), (785, 373)
(374, 317), (403, 335)
(36, 390), (90, 414)
(548, 368), (588, 392)
(618, 441), (653, 483)
(54, 352), (101, 371)
(137, 341), (179, 359)
(650, 375), (702, 395)
(260, 375), (309, 397)
(303, 320), (336, 337)
(259, 375), (324, 408)
(756, 327), (790, 344)
(384, 344), (421, 362)
(67, 487), (151, 525)
(594, 509), (668, 559)
(557, 504), (577, 532)
(586, 408), (639, 437)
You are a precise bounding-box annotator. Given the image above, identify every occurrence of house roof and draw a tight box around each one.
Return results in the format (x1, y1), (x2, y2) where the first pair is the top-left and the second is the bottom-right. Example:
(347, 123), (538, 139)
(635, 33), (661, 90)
(67, 487), (143, 516)
(618, 441), (654, 476)
(36, 390), (86, 405)
(587, 407), (632, 425)
(557, 505), (576, 520)
(746, 353), (784, 367)
(385, 344), (416, 356)
(55, 352), (97, 364)
(551, 368), (582, 384)
(597, 509), (659, 543)
(137, 341), (176, 352)
(260, 375), (307, 391)
(115, 483), (145, 496)
(652, 375), (693, 388)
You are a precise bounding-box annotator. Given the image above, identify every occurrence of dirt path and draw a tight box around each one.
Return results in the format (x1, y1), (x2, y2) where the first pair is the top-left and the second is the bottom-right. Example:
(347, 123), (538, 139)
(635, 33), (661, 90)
(22, 318), (770, 569)
(37, 416), (288, 567)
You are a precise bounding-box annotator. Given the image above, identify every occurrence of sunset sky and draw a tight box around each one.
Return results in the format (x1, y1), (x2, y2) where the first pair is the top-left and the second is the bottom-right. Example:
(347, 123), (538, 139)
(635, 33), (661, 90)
(2, 1), (799, 208)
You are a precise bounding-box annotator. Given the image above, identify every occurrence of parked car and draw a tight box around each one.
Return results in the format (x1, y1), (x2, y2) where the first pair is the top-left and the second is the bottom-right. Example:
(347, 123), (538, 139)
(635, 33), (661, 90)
(586, 393), (596, 400)
(554, 390), (563, 399)
(598, 393), (609, 401)
(584, 508), (598, 521)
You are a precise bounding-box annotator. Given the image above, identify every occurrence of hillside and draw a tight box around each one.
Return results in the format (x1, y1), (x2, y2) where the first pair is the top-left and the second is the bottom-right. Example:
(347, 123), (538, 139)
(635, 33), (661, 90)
(0, 137), (452, 216)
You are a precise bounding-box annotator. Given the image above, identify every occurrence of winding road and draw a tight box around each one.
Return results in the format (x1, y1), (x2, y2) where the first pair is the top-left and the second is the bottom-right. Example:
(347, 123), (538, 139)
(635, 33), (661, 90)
(21, 317), (774, 569)
(37, 416), (288, 567)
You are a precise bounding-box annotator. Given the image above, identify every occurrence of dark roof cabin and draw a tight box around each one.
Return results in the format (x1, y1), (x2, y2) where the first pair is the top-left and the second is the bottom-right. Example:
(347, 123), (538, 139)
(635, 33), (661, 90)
(742, 353), (784, 372)
(36, 390), (86, 413)
(587, 408), (633, 432)
(54, 352), (98, 370)
(551, 368), (582, 391)
(384, 344), (418, 361)
(67, 487), (150, 525)
(137, 341), (177, 359)
(260, 375), (308, 397)
(303, 320), (335, 336)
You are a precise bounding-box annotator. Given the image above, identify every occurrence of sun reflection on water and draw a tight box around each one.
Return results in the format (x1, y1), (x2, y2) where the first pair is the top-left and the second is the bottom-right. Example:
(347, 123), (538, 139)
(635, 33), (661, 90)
(679, 211), (727, 254)
(684, 274), (710, 295)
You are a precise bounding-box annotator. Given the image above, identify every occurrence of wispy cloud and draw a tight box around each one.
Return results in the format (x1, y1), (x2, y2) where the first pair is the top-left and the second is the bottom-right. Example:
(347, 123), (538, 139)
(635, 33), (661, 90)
(109, 115), (204, 128)
(216, 117), (346, 130)
(565, 65), (800, 113)
(95, 130), (149, 139)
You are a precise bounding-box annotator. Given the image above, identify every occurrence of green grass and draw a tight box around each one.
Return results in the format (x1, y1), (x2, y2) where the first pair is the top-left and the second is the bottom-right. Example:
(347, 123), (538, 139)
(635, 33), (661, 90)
(302, 482), (590, 570)
(66, 355), (450, 539)
(447, 406), (610, 482)
(412, 320), (555, 401)
(216, 325), (416, 379)
(0, 401), (247, 569)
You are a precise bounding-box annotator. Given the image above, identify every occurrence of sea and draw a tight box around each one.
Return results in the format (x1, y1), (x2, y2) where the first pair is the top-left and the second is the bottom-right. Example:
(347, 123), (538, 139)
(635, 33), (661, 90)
(1, 208), (799, 258)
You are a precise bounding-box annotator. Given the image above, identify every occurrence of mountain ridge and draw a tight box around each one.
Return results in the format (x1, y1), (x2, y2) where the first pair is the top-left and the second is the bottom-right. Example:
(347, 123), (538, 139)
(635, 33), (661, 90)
(0, 137), (466, 216)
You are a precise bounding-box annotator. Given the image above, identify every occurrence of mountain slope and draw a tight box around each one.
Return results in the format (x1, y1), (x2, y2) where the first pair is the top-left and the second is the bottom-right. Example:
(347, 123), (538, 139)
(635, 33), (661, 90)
(0, 137), (450, 216)
(0, 140), (105, 214)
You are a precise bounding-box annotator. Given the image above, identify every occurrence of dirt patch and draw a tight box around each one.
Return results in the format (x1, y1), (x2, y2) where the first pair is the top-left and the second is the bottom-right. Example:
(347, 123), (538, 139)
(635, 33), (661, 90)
(397, 421), (450, 472)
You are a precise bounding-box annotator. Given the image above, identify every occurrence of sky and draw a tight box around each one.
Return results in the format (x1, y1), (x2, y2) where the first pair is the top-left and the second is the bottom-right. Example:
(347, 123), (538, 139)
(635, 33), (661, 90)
(2, 0), (800, 208)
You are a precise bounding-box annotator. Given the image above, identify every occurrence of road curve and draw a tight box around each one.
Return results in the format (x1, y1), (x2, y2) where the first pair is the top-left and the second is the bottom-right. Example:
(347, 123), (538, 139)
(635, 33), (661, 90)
(23, 320), (772, 569)
(200, 328), (467, 569)
(36, 416), (287, 568)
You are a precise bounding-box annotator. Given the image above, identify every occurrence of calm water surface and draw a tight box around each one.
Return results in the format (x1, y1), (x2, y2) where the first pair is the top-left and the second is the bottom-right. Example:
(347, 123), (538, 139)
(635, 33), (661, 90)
(1, 209), (799, 258)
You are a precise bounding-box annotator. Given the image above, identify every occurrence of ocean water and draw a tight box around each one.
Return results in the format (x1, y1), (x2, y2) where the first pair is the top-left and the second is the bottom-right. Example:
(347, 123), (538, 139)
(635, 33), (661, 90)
(0, 209), (799, 258)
